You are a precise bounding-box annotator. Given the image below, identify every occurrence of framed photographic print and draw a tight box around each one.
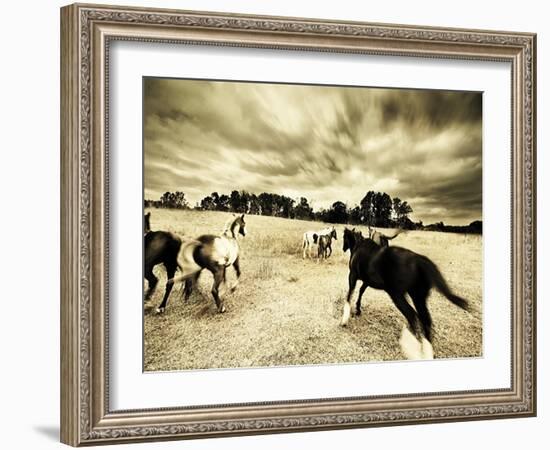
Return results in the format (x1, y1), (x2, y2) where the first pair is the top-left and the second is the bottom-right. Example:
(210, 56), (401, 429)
(60, 3), (536, 446)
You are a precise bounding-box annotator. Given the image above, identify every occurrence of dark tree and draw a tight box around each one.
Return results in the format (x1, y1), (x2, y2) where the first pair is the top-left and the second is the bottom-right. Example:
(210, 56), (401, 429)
(469, 220), (482, 233)
(392, 197), (402, 220)
(348, 206), (362, 224)
(258, 192), (274, 216)
(173, 191), (188, 209)
(398, 201), (413, 222)
(278, 195), (295, 218)
(160, 191), (188, 209)
(230, 190), (241, 212)
(373, 192), (392, 226)
(360, 191), (376, 225)
(294, 197), (313, 220)
(248, 193), (260, 215)
(393, 196), (413, 225)
(200, 195), (216, 211)
(216, 194), (230, 212)
(210, 192), (220, 209)
(327, 201), (349, 224)
(238, 191), (250, 213)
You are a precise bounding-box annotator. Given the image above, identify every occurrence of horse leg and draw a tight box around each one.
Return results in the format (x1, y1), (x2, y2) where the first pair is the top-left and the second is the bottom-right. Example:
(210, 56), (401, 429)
(355, 282), (368, 316)
(404, 284), (434, 359)
(183, 272), (200, 301)
(410, 296), (434, 359)
(342, 272), (358, 326)
(156, 263), (177, 314)
(389, 291), (422, 340)
(229, 257), (241, 292)
(327, 244), (332, 258)
(409, 285), (433, 342)
(144, 264), (158, 301)
(158, 264), (200, 314)
(211, 267), (226, 313)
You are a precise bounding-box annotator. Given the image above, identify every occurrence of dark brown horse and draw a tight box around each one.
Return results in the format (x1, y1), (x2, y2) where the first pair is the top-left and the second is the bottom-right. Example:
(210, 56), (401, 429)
(302, 226), (336, 258)
(317, 228), (337, 259)
(341, 228), (469, 349)
(161, 214), (247, 314)
(144, 211), (196, 311)
(144, 229), (182, 307)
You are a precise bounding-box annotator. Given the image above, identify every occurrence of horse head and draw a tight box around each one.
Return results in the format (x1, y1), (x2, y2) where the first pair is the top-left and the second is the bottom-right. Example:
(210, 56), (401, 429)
(331, 227), (337, 240)
(223, 214), (247, 238)
(236, 214), (247, 237)
(343, 228), (355, 253)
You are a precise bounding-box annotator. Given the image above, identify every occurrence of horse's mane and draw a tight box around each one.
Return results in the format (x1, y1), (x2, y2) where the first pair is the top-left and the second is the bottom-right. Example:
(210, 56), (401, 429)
(222, 216), (237, 236)
(222, 215), (243, 238)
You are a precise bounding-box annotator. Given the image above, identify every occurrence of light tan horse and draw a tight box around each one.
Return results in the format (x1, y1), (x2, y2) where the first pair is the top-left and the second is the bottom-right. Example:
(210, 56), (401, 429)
(159, 214), (247, 314)
(367, 225), (402, 247)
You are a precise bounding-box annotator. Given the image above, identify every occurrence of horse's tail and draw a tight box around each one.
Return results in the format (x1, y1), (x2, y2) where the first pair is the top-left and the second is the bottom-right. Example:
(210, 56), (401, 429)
(313, 233), (318, 244)
(419, 256), (470, 312)
(385, 229), (402, 240)
(168, 239), (202, 285)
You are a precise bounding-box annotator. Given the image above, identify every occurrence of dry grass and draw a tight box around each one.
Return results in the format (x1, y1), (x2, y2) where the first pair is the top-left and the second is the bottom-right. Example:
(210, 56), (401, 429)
(144, 208), (482, 371)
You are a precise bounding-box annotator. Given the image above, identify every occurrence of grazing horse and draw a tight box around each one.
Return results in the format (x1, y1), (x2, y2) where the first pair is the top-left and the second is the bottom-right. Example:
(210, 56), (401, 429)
(302, 226), (336, 258)
(341, 228), (469, 356)
(317, 228), (338, 259)
(159, 214), (247, 314)
(367, 225), (401, 247)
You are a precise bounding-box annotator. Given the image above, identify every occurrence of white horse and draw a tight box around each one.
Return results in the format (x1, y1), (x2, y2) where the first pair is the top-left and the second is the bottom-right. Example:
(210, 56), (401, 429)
(302, 226), (336, 259)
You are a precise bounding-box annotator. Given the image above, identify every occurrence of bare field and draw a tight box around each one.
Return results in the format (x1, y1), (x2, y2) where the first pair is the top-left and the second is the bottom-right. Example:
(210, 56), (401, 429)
(144, 208), (482, 371)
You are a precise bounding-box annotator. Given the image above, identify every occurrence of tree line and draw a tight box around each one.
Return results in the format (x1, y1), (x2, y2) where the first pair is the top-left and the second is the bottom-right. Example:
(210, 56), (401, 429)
(145, 189), (420, 228)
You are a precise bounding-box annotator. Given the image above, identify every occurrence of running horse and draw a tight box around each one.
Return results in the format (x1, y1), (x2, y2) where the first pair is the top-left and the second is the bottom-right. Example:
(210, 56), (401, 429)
(143, 212), (186, 310)
(144, 229), (182, 306)
(341, 228), (470, 357)
(158, 214), (247, 314)
(302, 226), (337, 258)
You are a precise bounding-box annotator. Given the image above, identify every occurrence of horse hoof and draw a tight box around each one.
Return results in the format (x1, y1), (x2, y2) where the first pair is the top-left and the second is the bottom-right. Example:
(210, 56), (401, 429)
(421, 338), (434, 359)
(218, 306), (226, 313)
(155, 307), (165, 314)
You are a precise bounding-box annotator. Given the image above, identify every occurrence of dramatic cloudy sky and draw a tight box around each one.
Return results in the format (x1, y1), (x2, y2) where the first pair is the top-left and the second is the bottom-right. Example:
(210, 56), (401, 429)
(144, 78), (482, 225)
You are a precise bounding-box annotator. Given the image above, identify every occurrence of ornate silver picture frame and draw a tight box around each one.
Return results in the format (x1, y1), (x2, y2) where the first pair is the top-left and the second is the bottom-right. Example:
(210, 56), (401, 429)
(60, 3), (536, 446)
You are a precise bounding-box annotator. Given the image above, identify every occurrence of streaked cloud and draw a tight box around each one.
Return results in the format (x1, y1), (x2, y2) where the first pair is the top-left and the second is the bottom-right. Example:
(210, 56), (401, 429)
(144, 78), (482, 225)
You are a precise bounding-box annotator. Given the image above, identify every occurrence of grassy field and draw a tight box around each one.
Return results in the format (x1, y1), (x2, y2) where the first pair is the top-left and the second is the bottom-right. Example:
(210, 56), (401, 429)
(144, 208), (482, 371)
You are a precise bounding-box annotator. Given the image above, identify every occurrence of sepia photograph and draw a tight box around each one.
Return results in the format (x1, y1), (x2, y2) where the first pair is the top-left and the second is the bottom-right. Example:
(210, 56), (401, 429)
(143, 77), (483, 371)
